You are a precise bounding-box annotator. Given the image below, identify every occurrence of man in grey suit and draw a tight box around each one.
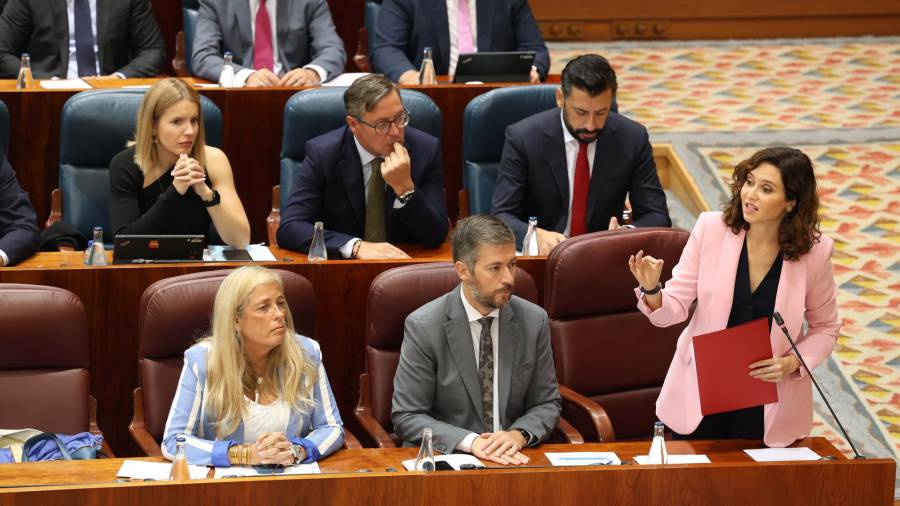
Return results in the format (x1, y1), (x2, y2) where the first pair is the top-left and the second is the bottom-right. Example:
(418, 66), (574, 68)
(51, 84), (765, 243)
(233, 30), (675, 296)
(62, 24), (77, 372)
(392, 215), (561, 465)
(192, 0), (346, 87)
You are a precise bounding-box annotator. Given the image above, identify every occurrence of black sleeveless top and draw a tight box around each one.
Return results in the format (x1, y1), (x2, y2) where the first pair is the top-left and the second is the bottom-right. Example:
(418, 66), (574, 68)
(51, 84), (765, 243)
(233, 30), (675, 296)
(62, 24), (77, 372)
(727, 238), (783, 330)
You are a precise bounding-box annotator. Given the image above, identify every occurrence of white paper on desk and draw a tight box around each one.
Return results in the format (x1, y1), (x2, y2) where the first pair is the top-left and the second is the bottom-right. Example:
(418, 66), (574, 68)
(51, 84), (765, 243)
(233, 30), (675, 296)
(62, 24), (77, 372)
(194, 83), (220, 88)
(743, 447), (821, 462)
(116, 460), (209, 480)
(634, 454), (711, 465)
(545, 452), (621, 466)
(39, 79), (91, 89)
(322, 72), (370, 87)
(121, 84), (152, 89)
(204, 244), (277, 262)
(401, 454), (484, 471)
(213, 463), (320, 478)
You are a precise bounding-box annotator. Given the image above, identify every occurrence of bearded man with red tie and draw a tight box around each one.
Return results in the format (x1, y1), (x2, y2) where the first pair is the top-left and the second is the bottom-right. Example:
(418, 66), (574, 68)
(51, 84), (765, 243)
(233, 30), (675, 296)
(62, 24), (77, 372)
(191, 0), (346, 87)
(490, 54), (671, 255)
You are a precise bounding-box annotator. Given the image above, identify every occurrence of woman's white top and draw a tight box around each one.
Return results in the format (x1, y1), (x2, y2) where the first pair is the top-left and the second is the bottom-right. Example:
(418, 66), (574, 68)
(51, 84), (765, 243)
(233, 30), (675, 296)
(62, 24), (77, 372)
(242, 396), (291, 445)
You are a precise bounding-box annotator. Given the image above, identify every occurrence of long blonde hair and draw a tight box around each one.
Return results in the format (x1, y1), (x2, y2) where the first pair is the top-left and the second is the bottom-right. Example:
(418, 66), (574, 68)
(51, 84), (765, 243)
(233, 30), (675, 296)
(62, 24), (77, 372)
(202, 266), (318, 438)
(130, 78), (208, 174)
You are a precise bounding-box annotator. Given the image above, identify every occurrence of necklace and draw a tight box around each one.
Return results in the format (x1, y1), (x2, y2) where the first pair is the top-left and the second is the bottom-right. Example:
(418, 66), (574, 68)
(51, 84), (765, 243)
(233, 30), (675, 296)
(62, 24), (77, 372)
(254, 376), (263, 403)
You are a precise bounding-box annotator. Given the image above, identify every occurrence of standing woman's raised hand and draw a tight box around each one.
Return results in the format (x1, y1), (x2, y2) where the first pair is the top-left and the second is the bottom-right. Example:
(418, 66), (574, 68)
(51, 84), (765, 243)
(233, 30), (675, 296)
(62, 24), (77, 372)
(628, 250), (664, 291)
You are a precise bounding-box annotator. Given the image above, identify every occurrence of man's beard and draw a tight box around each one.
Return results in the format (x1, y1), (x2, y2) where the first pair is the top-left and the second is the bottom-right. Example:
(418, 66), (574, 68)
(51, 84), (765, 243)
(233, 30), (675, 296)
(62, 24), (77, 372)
(562, 108), (600, 143)
(470, 281), (513, 310)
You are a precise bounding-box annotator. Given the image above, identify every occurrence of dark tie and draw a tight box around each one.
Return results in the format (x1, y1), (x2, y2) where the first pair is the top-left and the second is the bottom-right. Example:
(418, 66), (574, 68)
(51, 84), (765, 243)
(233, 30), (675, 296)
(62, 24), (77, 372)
(570, 142), (590, 236)
(477, 316), (495, 432)
(74, 0), (97, 77)
(253, 0), (275, 72)
(364, 158), (386, 242)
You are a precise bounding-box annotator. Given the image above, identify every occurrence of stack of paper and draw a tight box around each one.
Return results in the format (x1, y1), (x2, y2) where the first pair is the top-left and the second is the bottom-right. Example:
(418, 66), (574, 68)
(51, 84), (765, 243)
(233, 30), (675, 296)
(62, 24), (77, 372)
(545, 452), (621, 466)
(633, 454), (711, 465)
(743, 448), (821, 462)
(116, 460), (209, 480)
(213, 462), (320, 478)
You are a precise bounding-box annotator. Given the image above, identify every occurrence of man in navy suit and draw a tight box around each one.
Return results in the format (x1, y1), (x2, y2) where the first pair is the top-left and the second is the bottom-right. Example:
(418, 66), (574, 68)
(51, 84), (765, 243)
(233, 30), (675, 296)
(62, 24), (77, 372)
(372, 0), (549, 84)
(277, 73), (449, 259)
(0, 148), (40, 266)
(491, 54), (670, 254)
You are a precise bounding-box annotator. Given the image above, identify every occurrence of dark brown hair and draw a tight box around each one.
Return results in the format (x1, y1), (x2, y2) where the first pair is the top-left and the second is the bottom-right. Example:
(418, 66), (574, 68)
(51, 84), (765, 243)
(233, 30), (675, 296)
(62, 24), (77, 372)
(722, 147), (821, 261)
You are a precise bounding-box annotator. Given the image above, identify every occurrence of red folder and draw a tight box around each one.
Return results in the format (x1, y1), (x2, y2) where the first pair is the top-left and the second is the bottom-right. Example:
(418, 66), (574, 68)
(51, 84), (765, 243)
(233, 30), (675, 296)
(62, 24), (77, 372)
(693, 317), (778, 415)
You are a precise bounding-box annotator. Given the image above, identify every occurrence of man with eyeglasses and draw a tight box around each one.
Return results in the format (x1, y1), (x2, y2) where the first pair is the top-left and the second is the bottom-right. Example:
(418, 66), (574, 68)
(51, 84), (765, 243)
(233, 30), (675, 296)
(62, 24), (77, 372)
(277, 73), (449, 259)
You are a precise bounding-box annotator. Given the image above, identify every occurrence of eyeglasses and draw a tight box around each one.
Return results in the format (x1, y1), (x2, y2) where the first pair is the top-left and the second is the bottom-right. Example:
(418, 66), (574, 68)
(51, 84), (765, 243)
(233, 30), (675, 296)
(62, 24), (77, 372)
(356, 108), (410, 135)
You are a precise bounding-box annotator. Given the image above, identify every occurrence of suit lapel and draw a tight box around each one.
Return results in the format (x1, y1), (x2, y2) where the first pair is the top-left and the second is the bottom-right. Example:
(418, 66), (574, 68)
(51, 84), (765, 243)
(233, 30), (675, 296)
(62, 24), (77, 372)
(275, 0), (291, 71)
(430, 0), (450, 70)
(50, 0), (68, 74)
(710, 227), (745, 330)
(544, 117), (569, 231)
(770, 254), (806, 356)
(443, 286), (484, 423)
(475, 0), (493, 52)
(497, 303), (518, 427)
(586, 120), (617, 227)
(339, 129), (366, 230)
(234, 0), (253, 64)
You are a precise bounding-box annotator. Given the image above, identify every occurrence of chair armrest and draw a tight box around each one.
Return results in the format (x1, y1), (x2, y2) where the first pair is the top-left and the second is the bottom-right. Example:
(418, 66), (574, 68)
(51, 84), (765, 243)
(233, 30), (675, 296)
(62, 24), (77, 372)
(457, 189), (470, 220)
(353, 27), (372, 73)
(342, 428), (363, 450)
(88, 395), (115, 458)
(172, 31), (190, 77)
(267, 185), (280, 248)
(553, 417), (584, 444)
(128, 387), (163, 456)
(559, 384), (615, 443)
(353, 373), (397, 448)
(46, 188), (63, 229)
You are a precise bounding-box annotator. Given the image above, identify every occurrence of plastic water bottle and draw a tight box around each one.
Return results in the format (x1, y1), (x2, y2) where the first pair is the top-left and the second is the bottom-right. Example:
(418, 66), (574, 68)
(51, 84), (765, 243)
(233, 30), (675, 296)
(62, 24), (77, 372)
(413, 428), (435, 471)
(219, 52), (235, 88)
(169, 435), (190, 481)
(88, 227), (107, 266)
(521, 216), (539, 256)
(419, 47), (437, 85)
(307, 221), (327, 262)
(647, 421), (668, 464)
(16, 53), (33, 90)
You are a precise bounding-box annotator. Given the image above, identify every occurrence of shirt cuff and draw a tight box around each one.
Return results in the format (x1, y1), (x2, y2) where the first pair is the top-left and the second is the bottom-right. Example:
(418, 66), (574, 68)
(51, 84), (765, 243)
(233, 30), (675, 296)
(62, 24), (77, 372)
(303, 64), (328, 83)
(339, 238), (360, 259)
(456, 433), (478, 453)
(392, 197), (406, 209)
(234, 68), (255, 87)
(0, 249), (8, 266)
(290, 436), (321, 463)
(212, 440), (236, 467)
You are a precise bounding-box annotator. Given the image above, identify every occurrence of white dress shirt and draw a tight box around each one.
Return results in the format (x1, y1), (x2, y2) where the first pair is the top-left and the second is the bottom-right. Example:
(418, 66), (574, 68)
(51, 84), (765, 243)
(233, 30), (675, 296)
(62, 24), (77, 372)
(65, 0), (99, 79)
(446, 0), (478, 77)
(241, 395), (291, 445)
(456, 286), (500, 452)
(560, 111), (597, 237)
(233, 0), (327, 86)
(337, 137), (407, 258)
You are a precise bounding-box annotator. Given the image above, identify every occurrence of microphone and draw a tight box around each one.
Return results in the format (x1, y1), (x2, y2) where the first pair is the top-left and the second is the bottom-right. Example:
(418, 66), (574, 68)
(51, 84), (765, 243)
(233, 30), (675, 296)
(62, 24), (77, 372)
(772, 311), (865, 459)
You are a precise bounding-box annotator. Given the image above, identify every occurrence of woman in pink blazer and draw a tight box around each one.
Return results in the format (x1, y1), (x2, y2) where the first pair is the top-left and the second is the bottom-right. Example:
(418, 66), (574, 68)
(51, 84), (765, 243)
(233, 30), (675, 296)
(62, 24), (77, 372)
(629, 147), (840, 447)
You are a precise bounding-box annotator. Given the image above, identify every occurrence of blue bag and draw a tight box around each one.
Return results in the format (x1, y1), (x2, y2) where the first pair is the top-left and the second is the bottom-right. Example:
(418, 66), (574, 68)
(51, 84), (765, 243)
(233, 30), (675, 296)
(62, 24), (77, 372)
(0, 432), (103, 463)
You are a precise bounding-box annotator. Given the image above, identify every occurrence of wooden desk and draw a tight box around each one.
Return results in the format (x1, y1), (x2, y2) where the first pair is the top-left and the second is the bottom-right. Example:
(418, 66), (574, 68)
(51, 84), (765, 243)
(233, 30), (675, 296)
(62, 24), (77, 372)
(0, 440), (893, 505)
(0, 79), (530, 242)
(0, 249), (548, 457)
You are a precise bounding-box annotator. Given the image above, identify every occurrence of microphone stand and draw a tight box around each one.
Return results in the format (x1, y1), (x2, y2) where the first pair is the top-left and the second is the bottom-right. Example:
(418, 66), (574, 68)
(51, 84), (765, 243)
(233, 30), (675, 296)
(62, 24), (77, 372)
(773, 311), (865, 459)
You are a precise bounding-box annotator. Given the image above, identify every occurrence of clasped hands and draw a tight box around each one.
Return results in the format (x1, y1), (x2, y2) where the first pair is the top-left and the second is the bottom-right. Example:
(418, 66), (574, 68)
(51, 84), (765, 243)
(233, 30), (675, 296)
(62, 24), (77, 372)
(247, 68), (320, 87)
(470, 430), (529, 466)
(171, 153), (212, 200)
(242, 431), (299, 466)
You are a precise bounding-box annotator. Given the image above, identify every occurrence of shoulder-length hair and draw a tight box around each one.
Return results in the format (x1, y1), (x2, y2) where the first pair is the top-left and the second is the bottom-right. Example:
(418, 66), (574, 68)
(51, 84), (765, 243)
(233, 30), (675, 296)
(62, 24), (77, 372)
(201, 266), (318, 439)
(130, 78), (207, 174)
(722, 146), (821, 261)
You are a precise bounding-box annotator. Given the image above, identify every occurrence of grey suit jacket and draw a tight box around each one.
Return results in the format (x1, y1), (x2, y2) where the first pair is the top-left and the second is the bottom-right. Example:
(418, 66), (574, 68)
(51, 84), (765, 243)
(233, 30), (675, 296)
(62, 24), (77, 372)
(392, 285), (561, 453)
(192, 0), (346, 82)
(0, 0), (165, 79)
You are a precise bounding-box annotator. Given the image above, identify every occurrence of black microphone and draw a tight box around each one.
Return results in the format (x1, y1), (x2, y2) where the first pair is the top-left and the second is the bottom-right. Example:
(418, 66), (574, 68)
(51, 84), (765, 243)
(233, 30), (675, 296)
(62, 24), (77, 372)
(772, 311), (865, 459)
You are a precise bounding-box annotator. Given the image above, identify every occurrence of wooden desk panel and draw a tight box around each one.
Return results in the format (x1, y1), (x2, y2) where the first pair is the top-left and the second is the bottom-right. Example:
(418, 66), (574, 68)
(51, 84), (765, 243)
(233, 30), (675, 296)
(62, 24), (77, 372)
(0, 249), (548, 457)
(0, 80), (530, 242)
(0, 440), (893, 505)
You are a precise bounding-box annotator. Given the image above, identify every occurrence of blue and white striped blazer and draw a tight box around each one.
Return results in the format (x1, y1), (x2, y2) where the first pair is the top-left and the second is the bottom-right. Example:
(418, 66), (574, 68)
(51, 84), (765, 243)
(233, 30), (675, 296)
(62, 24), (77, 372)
(162, 335), (344, 466)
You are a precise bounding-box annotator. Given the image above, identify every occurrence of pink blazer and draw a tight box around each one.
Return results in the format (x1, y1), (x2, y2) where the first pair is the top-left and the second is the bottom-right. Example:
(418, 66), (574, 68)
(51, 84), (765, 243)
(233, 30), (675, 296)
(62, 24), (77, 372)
(636, 212), (840, 447)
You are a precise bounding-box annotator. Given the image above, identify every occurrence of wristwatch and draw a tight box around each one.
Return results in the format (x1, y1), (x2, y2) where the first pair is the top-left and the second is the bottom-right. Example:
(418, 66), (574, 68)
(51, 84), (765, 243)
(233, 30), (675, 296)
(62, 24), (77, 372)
(513, 428), (532, 447)
(203, 189), (221, 207)
(397, 187), (415, 204)
(289, 443), (306, 465)
(640, 283), (662, 295)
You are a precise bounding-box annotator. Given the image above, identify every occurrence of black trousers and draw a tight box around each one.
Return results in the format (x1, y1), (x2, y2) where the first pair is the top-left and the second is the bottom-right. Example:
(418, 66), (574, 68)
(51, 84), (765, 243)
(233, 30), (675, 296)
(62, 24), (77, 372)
(671, 405), (764, 440)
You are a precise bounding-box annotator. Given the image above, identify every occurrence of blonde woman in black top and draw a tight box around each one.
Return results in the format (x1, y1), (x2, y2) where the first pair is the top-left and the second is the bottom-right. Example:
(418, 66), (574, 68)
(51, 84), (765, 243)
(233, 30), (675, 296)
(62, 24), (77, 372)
(109, 78), (250, 248)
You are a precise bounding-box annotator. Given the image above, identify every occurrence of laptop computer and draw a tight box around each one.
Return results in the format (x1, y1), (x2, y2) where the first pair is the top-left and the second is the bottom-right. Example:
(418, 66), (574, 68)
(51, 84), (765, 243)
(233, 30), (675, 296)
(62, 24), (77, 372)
(112, 235), (206, 264)
(452, 51), (535, 83)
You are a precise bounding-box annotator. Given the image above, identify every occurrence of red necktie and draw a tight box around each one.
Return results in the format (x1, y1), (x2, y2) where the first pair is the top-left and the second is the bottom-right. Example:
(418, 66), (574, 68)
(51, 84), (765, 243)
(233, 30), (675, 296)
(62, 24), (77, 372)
(253, 0), (274, 72)
(570, 142), (590, 236)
